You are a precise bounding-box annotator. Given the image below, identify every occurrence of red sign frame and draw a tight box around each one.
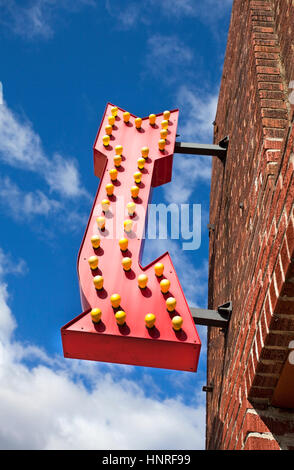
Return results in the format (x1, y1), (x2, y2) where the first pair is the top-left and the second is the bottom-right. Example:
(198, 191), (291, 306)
(61, 103), (201, 372)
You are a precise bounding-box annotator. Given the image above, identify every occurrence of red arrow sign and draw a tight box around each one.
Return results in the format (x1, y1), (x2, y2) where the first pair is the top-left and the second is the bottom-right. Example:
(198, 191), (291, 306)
(61, 103), (201, 372)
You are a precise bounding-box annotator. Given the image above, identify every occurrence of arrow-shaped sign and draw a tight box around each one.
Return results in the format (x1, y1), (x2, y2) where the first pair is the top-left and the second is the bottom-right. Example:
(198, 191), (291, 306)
(61, 103), (201, 372)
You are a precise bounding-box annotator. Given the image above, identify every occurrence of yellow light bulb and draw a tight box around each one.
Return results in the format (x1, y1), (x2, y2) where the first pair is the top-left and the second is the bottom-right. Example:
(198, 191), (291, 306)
(123, 111), (130, 123)
(160, 128), (168, 139)
(111, 106), (118, 117)
(137, 158), (145, 170)
(161, 120), (169, 129)
(103, 135), (110, 147)
(115, 310), (126, 325)
(115, 144), (123, 155)
(91, 234), (101, 249)
(145, 313), (156, 329)
(166, 297), (177, 312)
(145, 313), (156, 328)
(138, 274), (148, 289)
(149, 114), (156, 125)
(113, 155), (122, 167)
(134, 171), (142, 184)
(154, 262), (164, 277)
(141, 146), (149, 158)
(91, 308), (102, 323)
(124, 219), (133, 233)
(88, 255), (99, 270)
(160, 278), (170, 294)
(172, 315), (183, 331)
(105, 124), (112, 136)
(105, 183), (114, 196)
(119, 238), (128, 252)
(122, 257), (132, 271)
(158, 139), (166, 151)
(109, 168), (118, 181)
(108, 115), (115, 126)
(93, 275), (104, 290)
(101, 199), (110, 212)
(131, 185), (139, 199)
(127, 201), (136, 216)
(135, 117), (142, 129)
(96, 216), (106, 230)
(111, 293), (121, 309)
(163, 110), (171, 120)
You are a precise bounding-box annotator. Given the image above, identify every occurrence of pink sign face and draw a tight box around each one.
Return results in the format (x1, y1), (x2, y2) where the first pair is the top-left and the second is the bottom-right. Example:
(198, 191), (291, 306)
(61, 103), (201, 372)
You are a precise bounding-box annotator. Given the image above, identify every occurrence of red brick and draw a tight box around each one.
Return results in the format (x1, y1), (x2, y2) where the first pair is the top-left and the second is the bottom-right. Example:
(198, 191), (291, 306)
(244, 435), (281, 450)
(261, 99), (287, 109)
(256, 360), (283, 375)
(245, 412), (270, 434)
(262, 117), (287, 128)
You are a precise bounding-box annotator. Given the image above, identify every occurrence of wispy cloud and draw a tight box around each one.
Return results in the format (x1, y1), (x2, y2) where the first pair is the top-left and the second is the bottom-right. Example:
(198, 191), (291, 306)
(0, 248), (27, 342)
(0, 0), (95, 39)
(144, 34), (194, 83)
(177, 85), (218, 141)
(0, 83), (90, 227)
(163, 86), (218, 205)
(0, 177), (61, 220)
(193, 0), (233, 23)
(104, 0), (142, 30)
(0, 89), (89, 200)
(105, 0), (233, 30)
(0, 247), (205, 449)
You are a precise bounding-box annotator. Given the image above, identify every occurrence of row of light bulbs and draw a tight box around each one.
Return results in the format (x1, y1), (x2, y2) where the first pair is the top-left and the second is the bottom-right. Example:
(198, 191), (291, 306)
(88, 241), (183, 332)
(95, 143), (148, 233)
(102, 106), (171, 152)
(89, 262), (183, 331)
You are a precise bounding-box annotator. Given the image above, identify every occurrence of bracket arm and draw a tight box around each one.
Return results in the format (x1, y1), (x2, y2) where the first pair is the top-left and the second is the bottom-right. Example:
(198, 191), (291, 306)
(190, 301), (232, 328)
(174, 136), (229, 161)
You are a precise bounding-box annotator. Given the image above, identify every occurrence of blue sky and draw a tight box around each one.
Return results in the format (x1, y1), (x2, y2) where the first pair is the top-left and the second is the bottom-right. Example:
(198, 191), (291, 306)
(0, 0), (232, 450)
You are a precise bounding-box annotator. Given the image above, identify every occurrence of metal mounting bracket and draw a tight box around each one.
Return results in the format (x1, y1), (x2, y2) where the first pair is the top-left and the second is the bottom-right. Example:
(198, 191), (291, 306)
(174, 136), (229, 161)
(202, 385), (214, 393)
(190, 301), (232, 328)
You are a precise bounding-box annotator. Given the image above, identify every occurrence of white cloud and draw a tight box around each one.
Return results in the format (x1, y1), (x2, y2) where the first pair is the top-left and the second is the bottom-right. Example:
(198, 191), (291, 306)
(105, 0), (141, 29)
(0, 283), (16, 344)
(0, 0), (95, 39)
(0, 248), (206, 449)
(177, 85), (218, 142)
(144, 34), (194, 83)
(194, 0), (233, 23)
(158, 0), (196, 16)
(0, 91), (88, 200)
(163, 86), (218, 205)
(46, 153), (89, 199)
(0, 247), (27, 279)
(105, 0), (232, 33)
(0, 176), (61, 219)
(147, 34), (193, 67)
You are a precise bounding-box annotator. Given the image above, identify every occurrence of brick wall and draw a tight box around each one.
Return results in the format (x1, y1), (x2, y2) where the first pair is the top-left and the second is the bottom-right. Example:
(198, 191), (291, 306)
(206, 0), (294, 450)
